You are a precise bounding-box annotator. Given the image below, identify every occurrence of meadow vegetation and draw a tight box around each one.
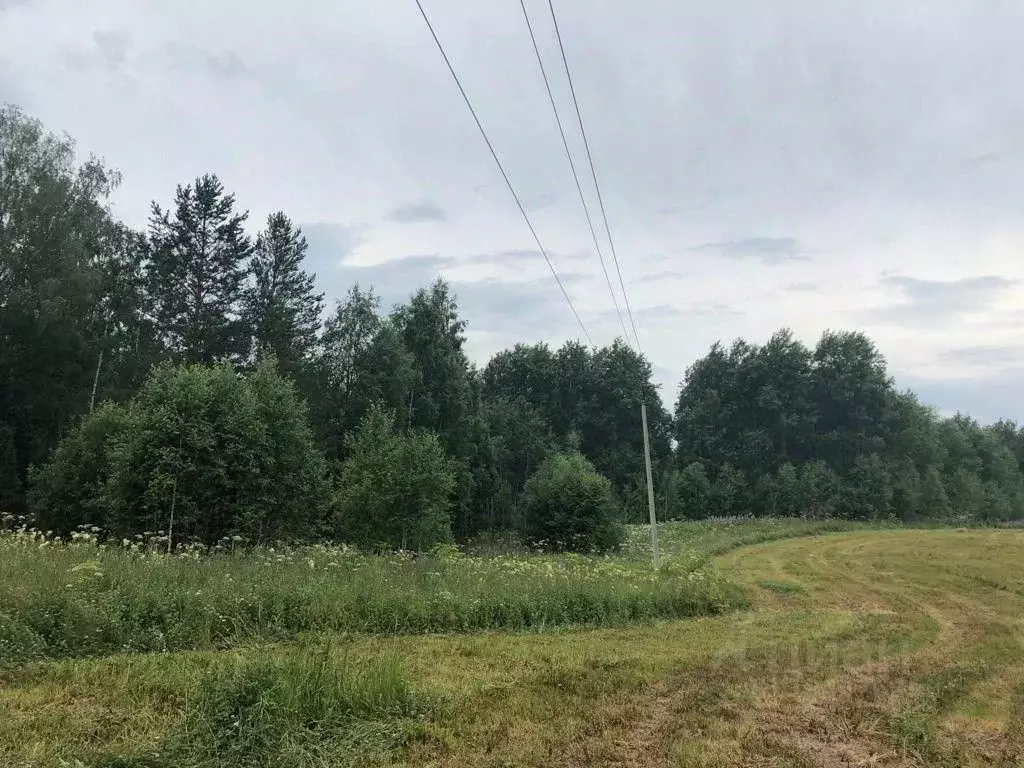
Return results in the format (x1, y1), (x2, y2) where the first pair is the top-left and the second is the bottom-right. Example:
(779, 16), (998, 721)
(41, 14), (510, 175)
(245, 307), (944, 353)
(0, 520), (745, 665)
(2, 523), (1022, 767)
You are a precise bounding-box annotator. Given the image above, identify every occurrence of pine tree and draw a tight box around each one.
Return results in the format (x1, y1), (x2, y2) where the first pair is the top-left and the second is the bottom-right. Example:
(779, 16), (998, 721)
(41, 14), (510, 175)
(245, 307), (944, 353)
(147, 174), (253, 364)
(245, 212), (323, 372)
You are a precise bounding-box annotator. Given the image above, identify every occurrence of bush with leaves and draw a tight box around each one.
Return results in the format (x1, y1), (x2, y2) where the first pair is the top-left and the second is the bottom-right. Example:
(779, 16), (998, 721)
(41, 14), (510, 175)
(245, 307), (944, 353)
(28, 404), (134, 533)
(519, 451), (623, 552)
(333, 404), (456, 551)
(30, 359), (330, 542)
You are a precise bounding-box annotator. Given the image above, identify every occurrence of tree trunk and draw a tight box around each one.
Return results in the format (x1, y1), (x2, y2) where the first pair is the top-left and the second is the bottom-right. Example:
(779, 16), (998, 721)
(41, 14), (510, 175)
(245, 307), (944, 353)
(89, 347), (104, 412)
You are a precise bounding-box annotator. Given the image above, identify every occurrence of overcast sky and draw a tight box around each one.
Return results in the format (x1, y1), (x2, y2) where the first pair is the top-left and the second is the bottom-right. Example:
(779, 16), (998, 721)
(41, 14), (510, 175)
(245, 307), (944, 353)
(2, 0), (1022, 421)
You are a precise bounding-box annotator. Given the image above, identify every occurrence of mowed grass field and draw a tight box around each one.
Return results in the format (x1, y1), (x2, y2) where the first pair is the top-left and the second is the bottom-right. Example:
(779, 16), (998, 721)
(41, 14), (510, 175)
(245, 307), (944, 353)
(2, 523), (1022, 767)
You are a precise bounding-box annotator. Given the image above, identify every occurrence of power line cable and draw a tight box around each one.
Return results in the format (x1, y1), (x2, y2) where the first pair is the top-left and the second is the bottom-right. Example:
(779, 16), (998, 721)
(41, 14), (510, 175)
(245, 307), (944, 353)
(547, 0), (641, 354)
(542, 1), (659, 569)
(517, 0), (632, 349)
(413, 0), (593, 345)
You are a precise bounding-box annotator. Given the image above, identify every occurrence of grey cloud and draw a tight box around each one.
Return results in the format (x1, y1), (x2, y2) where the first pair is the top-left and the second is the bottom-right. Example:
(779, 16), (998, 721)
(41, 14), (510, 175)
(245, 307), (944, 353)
(160, 45), (252, 80)
(784, 280), (823, 292)
(325, 253), (456, 312)
(0, 62), (22, 105)
(652, 364), (682, 406)
(639, 302), (743, 322)
(318, 257), (587, 339)
(937, 345), (1024, 370)
(653, 364), (681, 387)
(557, 271), (592, 288)
(904, 371), (1024, 424)
(465, 248), (590, 280)
(592, 301), (744, 327)
(469, 249), (545, 268)
(630, 269), (693, 285)
(301, 221), (365, 279)
(63, 30), (131, 71)
(204, 51), (250, 79)
(389, 200), (448, 223)
(0, 0), (30, 10)
(684, 301), (746, 318)
(963, 151), (1004, 169)
(874, 275), (1018, 324)
(452, 276), (584, 336)
(656, 186), (749, 216)
(687, 238), (806, 264)
(305, 237), (593, 332)
(92, 31), (129, 69)
(523, 191), (560, 212)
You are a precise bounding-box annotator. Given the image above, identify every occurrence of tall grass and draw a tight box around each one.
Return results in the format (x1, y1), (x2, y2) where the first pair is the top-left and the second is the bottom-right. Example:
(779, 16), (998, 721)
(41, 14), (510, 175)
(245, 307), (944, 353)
(177, 646), (428, 767)
(0, 528), (744, 664)
(67, 645), (434, 768)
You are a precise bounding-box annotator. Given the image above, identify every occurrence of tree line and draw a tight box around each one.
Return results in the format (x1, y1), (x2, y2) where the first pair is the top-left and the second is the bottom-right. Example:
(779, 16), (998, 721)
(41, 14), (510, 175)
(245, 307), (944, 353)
(672, 331), (1024, 522)
(2, 104), (1023, 551)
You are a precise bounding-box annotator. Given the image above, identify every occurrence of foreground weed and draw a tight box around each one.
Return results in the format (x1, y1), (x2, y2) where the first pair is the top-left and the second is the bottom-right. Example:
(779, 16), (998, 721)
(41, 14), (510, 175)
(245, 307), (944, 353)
(0, 526), (744, 663)
(80, 645), (439, 768)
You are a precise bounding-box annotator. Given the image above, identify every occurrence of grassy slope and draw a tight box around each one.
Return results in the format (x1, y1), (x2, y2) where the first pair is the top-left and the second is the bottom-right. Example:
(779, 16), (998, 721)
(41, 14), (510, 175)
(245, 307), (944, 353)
(2, 523), (1023, 767)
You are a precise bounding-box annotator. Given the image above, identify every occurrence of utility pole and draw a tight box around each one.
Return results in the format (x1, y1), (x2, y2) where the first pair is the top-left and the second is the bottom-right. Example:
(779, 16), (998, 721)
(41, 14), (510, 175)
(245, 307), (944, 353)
(641, 401), (660, 569)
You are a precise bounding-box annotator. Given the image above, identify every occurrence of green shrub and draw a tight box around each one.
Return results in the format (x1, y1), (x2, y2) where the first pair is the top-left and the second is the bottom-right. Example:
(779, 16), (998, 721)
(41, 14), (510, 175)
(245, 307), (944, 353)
(520, 452), (624, 553)
(30, 359), (330, 543)
(28, 404), (134, 533)
(333, 405), (456, 551)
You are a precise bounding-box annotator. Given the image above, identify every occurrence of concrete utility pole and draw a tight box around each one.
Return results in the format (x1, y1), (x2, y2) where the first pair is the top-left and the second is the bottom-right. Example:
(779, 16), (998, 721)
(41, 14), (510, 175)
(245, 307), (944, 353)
(641, 401), (660, 569)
